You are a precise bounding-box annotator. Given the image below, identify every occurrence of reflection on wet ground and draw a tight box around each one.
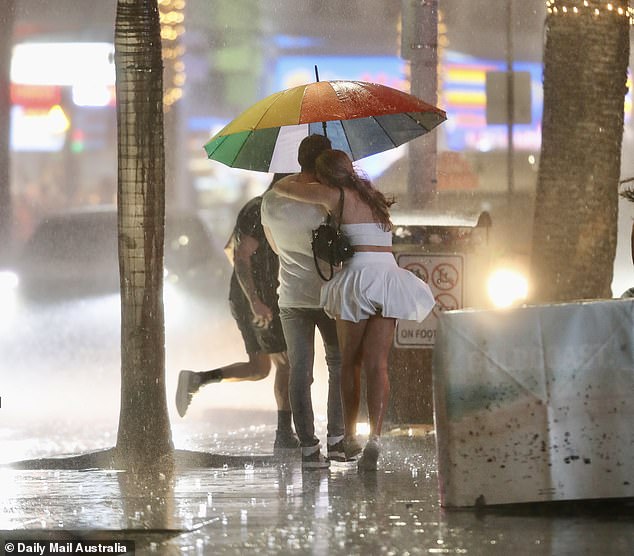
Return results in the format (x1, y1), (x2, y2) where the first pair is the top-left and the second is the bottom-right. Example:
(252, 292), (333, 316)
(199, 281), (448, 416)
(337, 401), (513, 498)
(2, 423), (634, 555)
(1, 286), (632, 551)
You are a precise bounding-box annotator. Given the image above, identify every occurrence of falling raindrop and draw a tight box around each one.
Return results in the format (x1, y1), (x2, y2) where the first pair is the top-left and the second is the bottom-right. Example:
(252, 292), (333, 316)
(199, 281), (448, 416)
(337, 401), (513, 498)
(198, 502), (207, 518)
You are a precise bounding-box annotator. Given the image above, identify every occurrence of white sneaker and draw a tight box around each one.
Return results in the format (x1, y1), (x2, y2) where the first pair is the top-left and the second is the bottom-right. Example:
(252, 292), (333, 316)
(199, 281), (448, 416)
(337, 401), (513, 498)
(357, 438), (380, 471)
(175, 370), (200, 417)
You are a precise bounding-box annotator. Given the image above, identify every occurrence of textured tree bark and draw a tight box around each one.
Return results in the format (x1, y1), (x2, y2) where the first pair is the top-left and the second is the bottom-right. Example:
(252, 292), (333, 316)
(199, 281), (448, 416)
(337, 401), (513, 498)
(530, 0), (630, 302)
(114, 0), (173, 470)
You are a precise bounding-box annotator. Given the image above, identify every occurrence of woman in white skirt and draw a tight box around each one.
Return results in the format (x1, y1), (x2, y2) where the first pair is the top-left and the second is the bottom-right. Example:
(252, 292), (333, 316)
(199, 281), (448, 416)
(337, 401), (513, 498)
(275, 149), (435, 470)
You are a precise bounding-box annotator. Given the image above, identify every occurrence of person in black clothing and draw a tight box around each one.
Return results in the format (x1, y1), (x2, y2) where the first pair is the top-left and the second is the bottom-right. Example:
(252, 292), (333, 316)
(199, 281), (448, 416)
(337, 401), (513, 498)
(176, 173), (299, 452)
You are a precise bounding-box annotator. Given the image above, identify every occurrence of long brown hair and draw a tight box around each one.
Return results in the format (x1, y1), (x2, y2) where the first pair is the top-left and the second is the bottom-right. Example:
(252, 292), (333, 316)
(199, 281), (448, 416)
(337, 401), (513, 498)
(315, 150), (394, 229)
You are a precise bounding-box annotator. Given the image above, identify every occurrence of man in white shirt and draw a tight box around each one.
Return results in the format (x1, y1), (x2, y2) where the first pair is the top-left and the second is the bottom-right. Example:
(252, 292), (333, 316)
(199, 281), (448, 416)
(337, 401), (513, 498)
(261, 134), (356, 469)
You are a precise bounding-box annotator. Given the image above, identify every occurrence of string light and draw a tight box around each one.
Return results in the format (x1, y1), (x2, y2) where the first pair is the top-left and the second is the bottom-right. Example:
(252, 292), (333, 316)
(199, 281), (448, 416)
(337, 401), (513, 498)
(545, 0), (634, 24)
(158, 0), (186, 110)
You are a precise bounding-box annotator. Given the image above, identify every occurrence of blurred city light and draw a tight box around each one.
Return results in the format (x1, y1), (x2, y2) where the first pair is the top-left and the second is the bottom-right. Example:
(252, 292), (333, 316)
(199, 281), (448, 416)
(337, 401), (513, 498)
(487, 268), (529, 308)
(48, 105), (71, 134)
(11, 42), (115, 87)
(10, 105), (69, 151)
(72, 83), (114, 108)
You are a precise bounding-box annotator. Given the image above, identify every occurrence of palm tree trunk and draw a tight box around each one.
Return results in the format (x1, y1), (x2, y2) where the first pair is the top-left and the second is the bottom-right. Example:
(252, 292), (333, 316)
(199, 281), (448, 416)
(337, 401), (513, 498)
(530, 0), (630, 302)
(114, 0), (173, 470)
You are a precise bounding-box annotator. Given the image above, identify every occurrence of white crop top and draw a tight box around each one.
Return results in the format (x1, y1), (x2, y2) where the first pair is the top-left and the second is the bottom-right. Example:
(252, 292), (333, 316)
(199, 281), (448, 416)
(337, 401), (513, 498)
(341, 223), (392, 247)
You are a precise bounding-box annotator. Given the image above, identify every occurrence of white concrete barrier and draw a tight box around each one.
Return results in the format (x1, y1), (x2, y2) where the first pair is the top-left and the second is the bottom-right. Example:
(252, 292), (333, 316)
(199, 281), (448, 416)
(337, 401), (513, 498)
(433, 299), (634, 507)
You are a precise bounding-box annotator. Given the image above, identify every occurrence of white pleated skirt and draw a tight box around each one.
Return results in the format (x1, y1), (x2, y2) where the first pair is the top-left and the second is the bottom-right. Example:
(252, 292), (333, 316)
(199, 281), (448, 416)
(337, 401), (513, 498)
(320, 252), (436, 323)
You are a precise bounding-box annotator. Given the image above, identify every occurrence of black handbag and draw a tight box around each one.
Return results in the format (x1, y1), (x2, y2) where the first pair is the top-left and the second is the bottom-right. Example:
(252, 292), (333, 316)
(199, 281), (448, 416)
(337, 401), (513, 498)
(311, 186), (354, 281)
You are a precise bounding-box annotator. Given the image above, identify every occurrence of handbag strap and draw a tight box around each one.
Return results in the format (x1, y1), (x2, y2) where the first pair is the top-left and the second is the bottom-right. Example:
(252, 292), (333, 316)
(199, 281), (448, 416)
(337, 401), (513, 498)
(313, 186), (345, 282)
(334, 186), (344, 230)
(313, 246), (334, 281)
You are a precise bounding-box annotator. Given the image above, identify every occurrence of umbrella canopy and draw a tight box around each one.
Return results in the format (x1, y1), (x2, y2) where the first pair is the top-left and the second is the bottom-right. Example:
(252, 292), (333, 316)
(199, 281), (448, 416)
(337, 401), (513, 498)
(204, 80), (447, 172)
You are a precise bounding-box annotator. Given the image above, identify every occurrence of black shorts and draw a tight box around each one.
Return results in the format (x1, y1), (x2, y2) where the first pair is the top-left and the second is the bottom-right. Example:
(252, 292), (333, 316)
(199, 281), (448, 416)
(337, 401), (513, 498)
(229, 292), (286, 355)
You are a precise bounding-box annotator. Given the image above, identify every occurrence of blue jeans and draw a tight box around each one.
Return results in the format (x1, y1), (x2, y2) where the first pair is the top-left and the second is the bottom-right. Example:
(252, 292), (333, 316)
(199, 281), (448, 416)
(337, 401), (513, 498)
(280, 307), (344, 447)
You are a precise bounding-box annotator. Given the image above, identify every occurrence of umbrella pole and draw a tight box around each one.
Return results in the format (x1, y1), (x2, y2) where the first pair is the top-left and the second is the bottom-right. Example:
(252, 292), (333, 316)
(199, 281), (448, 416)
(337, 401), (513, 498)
(314, 65), (328, 138)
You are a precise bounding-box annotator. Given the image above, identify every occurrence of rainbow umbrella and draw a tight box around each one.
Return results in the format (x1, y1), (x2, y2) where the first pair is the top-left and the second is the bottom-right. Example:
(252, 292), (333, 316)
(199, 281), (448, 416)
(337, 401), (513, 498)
(204, 80), (447, 172)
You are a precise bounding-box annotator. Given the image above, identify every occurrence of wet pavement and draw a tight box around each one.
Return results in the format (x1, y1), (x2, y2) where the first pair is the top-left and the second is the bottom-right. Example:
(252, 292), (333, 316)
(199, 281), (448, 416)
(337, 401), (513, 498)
(1, 418), (634, 555)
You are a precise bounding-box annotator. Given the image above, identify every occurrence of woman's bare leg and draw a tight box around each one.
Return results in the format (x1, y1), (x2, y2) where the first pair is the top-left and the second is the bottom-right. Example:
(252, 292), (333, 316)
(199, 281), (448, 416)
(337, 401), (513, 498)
(336, 318), (367, 438)
(361, 316), (396, 437)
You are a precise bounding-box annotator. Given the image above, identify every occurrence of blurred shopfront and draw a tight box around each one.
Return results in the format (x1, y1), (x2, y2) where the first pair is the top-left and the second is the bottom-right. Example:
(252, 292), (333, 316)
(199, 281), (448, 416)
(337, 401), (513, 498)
(7, 0), (632, 285)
